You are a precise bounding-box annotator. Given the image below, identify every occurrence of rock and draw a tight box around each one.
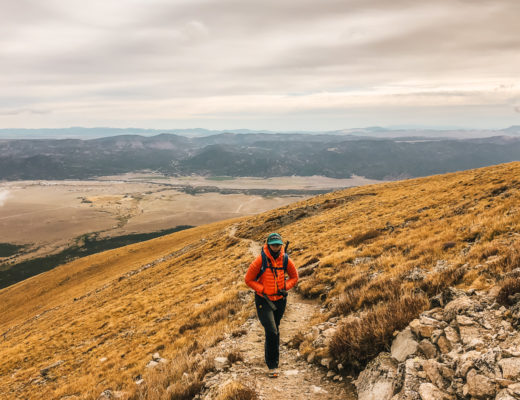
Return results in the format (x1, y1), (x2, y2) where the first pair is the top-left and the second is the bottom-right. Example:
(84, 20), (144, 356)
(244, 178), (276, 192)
(418, 340), (438, 359)
(152, 352), (161, 361)
(418, 383), (454, 400)
(444, 296), (476, 321)
(498, 357), (520, 380)
(97, 390), (113, 400)
(496, 390), (516, 400)
(307, 351), (316, 363)
(466, 369), (496, 398)
(97, 390), (123, 400)
(436, 335), (452, 354)
(508, 383), (520, 395)
(410, 319), (436, 339)
(40, 360), (64, 376)
(422, 360), (445, 389)
(311, 385), (328, 394)
(457, 351), (482, 377)
(327, 370), (335, 378)
(391, 327), (419, 362)
(320, 357), (332, 368)
(458, 325), (482, 346)
(285, 369), (299, 376)
(135, 379), (145, 385)
(146, 360), (159, 368)
(443, 326), (460, 346)
(353, 257), (374, 265)
(356, 353), (399, 400)
(214, 357), (230, 370)
(455, 315), (475, 326)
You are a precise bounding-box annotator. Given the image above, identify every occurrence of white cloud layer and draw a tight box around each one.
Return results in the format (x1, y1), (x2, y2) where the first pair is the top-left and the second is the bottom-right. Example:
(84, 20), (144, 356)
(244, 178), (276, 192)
(0, 0), (519, 130)
(0, 190), (10, 207)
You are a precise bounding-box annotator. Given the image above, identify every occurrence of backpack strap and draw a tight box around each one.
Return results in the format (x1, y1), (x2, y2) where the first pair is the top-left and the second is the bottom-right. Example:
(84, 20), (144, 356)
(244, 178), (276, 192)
(255, 249), (270, 281)
(255, 250), (289, 281)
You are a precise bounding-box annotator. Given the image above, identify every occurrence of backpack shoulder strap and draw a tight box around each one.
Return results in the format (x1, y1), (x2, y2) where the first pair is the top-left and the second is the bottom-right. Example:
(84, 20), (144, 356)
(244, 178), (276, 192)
(283, 253), (289, 271)
(255, 249), (271, 281)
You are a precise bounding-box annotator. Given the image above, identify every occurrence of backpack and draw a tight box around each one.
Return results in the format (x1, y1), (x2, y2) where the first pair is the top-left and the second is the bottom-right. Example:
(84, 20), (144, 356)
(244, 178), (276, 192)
(255, 249), (289, 281)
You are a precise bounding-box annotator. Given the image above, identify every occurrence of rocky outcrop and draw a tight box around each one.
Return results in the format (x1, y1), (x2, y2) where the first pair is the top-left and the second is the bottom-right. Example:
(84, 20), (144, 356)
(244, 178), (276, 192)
(355, 288), (520, 400)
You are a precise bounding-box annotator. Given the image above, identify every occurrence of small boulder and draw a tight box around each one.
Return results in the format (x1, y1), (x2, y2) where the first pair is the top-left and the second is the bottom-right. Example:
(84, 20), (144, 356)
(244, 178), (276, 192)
(498, 357), (520, 380)
(214, 356), (230, 370)
(391, 327), (419, 362)
(418, 383), (454, 400)
(418, 340), (438, 359)
(356, 353), (399, 400)
(466, 369), (496, 398)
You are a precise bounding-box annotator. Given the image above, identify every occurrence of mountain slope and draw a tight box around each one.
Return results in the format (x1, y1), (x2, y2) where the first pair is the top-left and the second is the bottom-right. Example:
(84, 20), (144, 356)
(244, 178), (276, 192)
(1, 162), (519, 399)
(2, 133), (520, 180)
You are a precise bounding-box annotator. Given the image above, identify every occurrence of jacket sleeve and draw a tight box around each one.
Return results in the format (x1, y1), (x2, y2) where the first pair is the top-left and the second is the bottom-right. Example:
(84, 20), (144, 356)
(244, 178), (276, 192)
(285, 257), (299, 290)
(244, 255), (264, 293)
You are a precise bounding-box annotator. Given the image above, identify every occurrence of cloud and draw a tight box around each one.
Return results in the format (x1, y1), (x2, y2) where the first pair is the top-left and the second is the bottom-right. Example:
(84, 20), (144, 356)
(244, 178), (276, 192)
(0, 190), (10, 207)
(515, 106), (520, 114)
(0, 108), (51, 116)
(0, 0), (519, 129)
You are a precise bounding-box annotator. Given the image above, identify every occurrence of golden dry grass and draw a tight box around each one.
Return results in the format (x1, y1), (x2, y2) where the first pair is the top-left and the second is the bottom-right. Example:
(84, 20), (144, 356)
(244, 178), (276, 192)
(1, 162), (520, 398)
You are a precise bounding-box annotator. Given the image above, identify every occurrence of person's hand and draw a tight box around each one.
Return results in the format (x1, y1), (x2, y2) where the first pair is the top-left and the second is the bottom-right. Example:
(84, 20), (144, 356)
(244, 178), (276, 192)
(278, 289), (288, 298)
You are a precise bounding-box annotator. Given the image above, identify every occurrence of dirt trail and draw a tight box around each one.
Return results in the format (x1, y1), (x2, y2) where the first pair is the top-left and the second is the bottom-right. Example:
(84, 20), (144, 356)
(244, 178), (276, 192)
(198, 227), (357, 399)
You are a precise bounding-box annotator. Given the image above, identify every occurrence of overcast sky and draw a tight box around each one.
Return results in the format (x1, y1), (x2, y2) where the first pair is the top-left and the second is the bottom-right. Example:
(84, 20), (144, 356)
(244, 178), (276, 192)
(1, 0), (519, 131)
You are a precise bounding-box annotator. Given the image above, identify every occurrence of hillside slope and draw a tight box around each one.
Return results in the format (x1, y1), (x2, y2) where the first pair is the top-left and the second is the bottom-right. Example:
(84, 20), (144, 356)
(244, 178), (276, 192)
(1, 162), (519, 399)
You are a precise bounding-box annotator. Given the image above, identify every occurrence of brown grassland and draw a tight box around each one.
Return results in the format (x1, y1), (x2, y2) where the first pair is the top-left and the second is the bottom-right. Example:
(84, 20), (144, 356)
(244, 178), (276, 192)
(1, 162), (520, 399)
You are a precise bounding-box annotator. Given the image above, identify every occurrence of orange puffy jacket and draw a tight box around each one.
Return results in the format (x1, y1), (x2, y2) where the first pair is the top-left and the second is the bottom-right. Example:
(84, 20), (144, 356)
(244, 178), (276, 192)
(244, 244), (298, 301)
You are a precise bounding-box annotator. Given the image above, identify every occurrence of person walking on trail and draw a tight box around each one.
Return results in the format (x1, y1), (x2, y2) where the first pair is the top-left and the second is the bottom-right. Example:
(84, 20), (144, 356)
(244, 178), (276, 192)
(244, 232), (299, 378)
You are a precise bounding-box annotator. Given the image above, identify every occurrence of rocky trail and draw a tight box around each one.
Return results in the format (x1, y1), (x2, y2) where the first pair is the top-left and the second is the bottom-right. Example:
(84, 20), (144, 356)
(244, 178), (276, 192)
(194, 227), (356, 399)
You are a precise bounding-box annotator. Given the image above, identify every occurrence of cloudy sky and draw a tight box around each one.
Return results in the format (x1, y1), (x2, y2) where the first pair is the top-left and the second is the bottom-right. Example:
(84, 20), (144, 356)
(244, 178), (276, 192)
(1, 0), (519, 131)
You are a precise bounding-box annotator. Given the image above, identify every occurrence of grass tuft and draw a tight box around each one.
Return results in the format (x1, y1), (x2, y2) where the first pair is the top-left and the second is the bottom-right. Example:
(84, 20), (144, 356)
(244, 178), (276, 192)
(329, 291), (429, 373)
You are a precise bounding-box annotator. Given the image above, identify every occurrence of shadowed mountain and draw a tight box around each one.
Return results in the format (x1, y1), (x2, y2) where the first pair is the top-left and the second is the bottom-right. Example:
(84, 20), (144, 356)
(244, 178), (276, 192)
(1, 133), (519, 180)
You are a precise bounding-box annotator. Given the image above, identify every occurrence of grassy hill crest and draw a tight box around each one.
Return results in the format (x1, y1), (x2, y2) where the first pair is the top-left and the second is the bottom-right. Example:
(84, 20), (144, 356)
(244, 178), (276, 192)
(1, 162), (519, 399)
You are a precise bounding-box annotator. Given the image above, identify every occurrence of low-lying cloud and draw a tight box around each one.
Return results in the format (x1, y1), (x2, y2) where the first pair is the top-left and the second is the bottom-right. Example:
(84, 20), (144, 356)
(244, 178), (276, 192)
(0, 190), (10, 207)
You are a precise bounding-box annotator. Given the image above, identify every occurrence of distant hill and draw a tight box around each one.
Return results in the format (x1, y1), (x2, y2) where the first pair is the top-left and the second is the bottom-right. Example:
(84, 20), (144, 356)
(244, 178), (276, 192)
(1, 162), (519, 399)
(1, 133), (520, 181)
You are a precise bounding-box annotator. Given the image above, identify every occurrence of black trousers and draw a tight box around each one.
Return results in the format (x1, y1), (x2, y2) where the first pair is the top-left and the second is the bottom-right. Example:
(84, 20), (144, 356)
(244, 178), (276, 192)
(255, 293), (287, 369)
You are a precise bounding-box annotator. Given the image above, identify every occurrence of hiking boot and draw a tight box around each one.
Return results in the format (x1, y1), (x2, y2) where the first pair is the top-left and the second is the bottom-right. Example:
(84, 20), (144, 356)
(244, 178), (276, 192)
(268, 368), (279, 378)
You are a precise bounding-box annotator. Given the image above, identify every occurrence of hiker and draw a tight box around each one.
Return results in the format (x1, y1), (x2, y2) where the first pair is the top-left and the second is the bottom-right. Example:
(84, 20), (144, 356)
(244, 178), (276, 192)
(244, 232), (299, 378)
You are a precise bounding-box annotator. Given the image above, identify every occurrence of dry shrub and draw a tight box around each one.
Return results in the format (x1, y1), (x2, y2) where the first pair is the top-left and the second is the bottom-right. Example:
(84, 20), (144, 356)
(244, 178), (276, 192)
(227, 349), (244, 364)
(336, 277), (400, 315)
(130, 352), (213, 400)
(329, 291), (429, 373)
(442, 241), (456, 251)
(287, 331), (305, 349)
(297, 277), (328, 299)
(216, 381), (258, 400)
(497, 278), (520, 306)
(345, 229), (381, 247)
(420, 265), (466, 296)
(231, 329), (247, 338)
(478, 242), (501, 260)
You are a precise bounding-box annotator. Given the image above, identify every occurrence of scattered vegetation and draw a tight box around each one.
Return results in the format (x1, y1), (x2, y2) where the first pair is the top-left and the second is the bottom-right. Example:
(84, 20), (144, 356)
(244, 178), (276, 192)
(329, 291), (429, 372)
(1, 162), (520, 398)
(497, 277), (520, 306)
(0, 226), (193, 289)
(216, 381), (258, 400)
(0, 243), (25, 258)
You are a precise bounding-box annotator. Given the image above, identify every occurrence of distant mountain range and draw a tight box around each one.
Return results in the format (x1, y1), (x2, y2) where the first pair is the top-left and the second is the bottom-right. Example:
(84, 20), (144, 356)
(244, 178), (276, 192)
(1, 126), (519, 140)
(1, 131), (519, 181)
